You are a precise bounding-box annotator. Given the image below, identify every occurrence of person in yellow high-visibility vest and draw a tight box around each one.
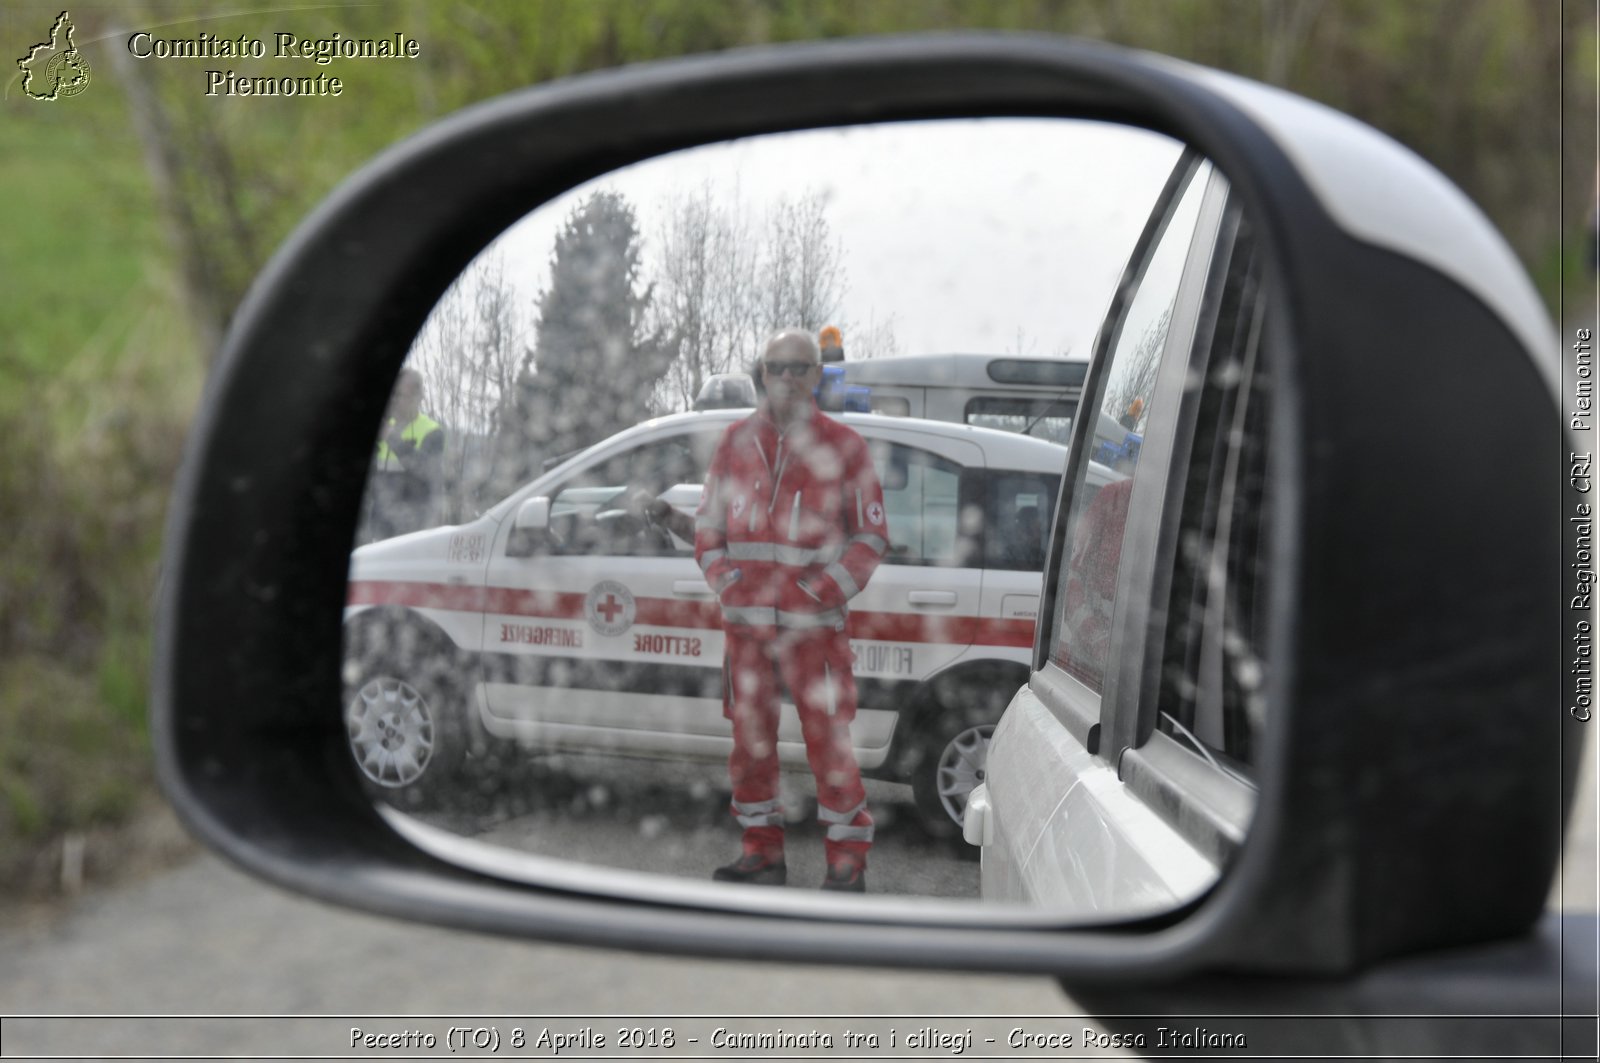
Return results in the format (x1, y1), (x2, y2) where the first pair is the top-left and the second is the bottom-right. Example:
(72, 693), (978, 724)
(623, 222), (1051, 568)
(364, 369), (446, 543)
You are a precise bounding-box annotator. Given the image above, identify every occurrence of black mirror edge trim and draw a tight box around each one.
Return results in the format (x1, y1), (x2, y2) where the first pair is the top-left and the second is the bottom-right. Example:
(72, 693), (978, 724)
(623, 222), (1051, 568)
(152, 31), (1567, 982)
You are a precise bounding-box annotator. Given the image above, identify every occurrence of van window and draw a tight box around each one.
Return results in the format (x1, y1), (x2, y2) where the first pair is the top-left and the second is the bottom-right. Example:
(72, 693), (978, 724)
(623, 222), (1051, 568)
(986, 359), (1090, 388)
(965, 396), (1077, 444)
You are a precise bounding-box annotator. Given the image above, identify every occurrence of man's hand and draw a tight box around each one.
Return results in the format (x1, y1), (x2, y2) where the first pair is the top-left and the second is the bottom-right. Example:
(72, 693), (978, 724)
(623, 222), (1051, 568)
(625, 487), (657, 518)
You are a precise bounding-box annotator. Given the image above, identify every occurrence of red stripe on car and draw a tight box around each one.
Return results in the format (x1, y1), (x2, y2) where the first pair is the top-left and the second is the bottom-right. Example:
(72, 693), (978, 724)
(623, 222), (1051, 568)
(347, 580), (1033, 648)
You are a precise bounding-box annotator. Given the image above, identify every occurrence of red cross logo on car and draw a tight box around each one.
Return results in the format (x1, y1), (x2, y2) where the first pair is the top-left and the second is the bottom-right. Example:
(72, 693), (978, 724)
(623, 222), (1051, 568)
(585, 579), (635, 636)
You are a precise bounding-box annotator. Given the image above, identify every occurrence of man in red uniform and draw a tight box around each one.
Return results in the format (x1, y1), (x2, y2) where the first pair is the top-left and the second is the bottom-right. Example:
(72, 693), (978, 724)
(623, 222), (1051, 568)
(696, 328), (890, 892)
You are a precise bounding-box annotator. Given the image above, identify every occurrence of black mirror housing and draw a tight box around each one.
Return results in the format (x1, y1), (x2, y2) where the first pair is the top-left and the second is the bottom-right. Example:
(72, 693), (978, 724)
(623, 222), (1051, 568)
(153, 33), (1575, 986)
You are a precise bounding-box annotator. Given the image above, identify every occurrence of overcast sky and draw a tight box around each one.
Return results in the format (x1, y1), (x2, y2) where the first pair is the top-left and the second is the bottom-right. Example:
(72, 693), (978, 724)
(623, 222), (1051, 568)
(470, 118), (1185, 361)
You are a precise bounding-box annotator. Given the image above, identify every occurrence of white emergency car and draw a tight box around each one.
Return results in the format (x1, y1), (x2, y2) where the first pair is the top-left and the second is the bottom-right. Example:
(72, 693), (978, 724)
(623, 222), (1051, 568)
(344, 410), (1119, 841)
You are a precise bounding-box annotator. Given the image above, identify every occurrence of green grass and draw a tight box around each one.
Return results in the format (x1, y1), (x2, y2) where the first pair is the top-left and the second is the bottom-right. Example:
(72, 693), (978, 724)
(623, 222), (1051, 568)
(0, 656), (152, 841)
(0, 55), (200, 891)
(0, 84), (167, 383)
(1533, 228), (1597, 326)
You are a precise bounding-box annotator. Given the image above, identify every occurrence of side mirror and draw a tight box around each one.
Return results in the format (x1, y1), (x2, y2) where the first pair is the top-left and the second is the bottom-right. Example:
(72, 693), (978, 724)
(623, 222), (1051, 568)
(883, 453), (910, 492)
(505, 496), (552, 558)
(514, 496), (552, 531)
(152, 32), (1580, 1023)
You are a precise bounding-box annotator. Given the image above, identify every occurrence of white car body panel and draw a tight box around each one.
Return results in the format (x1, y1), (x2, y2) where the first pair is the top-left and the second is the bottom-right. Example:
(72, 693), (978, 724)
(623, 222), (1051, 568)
(345, 523), (496, 653)
(981, 685), (1217, 913)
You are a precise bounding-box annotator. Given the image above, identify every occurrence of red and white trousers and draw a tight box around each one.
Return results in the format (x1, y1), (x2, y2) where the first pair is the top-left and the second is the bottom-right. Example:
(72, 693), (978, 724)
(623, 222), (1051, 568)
(723, 627), (874, 869)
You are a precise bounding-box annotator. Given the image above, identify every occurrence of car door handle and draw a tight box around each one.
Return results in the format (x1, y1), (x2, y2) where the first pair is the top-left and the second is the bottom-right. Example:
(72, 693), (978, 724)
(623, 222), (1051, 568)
(908, 591), (958, 608)
(673, 580), (714, 598)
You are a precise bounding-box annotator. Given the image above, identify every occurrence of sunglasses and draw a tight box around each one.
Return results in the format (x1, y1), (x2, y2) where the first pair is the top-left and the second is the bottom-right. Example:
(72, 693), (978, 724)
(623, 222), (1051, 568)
(762, 360), (817, 377)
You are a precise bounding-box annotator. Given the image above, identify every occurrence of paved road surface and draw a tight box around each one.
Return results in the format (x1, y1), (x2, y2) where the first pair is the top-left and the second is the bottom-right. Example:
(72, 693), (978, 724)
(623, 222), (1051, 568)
(405, 752), (980, 899)
(0, 850), (1086, 1057)
(1, 713), (1589, 1059)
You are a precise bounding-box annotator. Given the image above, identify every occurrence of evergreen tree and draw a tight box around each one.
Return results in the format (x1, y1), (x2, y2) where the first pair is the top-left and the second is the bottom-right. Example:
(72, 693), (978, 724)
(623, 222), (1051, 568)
(493, 191), (671, 494)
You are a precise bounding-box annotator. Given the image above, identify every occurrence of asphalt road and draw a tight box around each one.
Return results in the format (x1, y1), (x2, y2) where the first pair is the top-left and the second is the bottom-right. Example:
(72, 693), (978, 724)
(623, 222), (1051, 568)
(1, 713), (1590, 1059)
(402, 752), (980, 899)
(0, 849), (1084, 1058)
(1, 730), (1590, 1057)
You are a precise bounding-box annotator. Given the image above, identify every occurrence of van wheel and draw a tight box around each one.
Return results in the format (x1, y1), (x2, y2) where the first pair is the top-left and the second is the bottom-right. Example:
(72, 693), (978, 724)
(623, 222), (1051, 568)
(910, 715), (995, 860)
(342, 623), (478, 809)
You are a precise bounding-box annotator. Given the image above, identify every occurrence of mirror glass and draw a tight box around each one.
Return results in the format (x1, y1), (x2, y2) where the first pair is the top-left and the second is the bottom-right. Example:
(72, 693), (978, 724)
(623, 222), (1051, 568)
(343, 118), (1264, 920)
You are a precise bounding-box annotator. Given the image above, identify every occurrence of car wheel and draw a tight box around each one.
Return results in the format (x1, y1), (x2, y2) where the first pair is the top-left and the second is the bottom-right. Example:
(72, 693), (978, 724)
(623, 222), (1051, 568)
(910, 713), (996, 859)
(343, 622), (475, 807)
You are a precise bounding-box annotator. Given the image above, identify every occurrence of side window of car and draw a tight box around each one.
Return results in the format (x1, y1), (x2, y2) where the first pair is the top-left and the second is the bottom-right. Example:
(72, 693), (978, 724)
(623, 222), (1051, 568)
(544, 431), (720, 557)
(1157, 216), (1271, 775)
(985, 471), (1062, 572)
(868, 442), (966, 566)
(1047, 161), (1210, 693)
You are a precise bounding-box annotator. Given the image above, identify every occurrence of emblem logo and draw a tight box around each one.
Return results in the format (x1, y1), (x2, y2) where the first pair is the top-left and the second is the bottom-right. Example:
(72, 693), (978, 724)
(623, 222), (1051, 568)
(585, 579), (636, 637)
(866, 501), (885, 526)
(731, 496), (747, 520)
(18, 11), (92, 102)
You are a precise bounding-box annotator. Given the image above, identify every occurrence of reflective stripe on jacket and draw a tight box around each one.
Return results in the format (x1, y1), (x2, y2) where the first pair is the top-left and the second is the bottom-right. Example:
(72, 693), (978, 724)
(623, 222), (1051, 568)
(375, 413), (443, 471)
(695, 402), (889, 634)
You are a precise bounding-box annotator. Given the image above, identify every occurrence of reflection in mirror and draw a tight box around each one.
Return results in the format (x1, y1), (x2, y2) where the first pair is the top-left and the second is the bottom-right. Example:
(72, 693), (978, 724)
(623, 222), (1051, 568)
(342, 118), (1263, 919)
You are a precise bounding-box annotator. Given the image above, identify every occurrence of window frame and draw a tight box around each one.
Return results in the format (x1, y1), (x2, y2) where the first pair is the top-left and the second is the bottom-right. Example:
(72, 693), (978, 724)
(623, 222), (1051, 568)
(498, 424), (725, 560)
(867, 439), (977, 569)
(1116, 198), (1267, 859)
(1098, 166), (1234, 762)
(1154, 211), (1272, 777)
(1032, 150), (1215, 755)
(1032, 154), (1267, 863)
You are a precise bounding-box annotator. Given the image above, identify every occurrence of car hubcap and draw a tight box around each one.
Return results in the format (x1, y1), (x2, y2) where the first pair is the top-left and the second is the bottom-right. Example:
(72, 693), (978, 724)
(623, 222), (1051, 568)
(935, 723), (994, 825)
(346, 677), (434, 787)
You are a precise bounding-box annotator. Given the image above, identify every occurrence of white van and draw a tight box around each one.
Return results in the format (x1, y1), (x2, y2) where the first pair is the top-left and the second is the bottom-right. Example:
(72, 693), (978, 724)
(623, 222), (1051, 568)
(840, 353), (1090, 445)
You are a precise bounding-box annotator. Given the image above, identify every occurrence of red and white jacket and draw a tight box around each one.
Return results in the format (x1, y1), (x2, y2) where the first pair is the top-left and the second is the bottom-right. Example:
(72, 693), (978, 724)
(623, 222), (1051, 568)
(695, 402), (890, 635)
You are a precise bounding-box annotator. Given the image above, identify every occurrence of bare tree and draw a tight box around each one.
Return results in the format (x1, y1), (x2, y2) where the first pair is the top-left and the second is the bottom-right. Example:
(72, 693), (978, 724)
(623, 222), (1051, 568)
(652, 183), (759, 410)
(649, 184), (850, 409)
(757, 190), (845, 334)
(1262, 0), (1325, 87)
(1103, 304), (1172, 430)
(846, 310), (902, 361)
(105, 26), (227, 363)
(405, 248), (527, 518)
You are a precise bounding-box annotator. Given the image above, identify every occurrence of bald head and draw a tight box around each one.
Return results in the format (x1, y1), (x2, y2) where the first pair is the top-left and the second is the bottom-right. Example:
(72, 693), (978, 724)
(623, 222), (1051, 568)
(764, 329), (821, 364)
(759, 329), (822, 422)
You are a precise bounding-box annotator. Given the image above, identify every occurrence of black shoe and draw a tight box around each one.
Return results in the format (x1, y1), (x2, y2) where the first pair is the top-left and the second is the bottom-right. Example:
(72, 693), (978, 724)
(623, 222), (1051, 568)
(821, 864), (866, 893)
(712, 853), (787, 886)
